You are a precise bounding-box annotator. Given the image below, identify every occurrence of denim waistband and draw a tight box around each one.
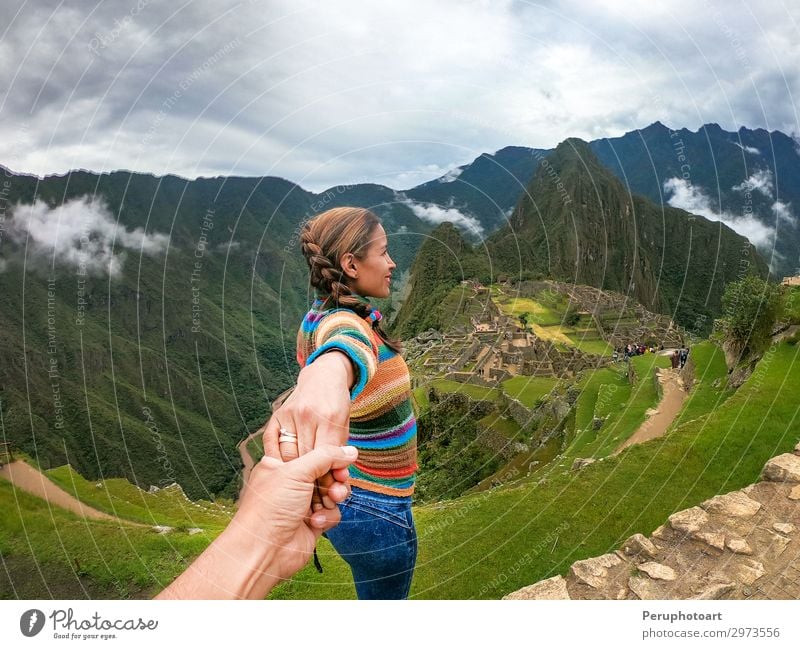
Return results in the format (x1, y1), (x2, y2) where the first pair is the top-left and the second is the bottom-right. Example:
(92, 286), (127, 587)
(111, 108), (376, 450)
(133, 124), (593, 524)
(350, 485), (413, 505)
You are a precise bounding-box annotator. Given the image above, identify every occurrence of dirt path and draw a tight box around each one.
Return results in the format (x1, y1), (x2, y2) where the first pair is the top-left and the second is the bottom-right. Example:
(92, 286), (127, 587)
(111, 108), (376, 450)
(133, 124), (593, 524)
(238, 430), (261, 492)
(613, 367), (688, 455)
(0, 460), (141, 525)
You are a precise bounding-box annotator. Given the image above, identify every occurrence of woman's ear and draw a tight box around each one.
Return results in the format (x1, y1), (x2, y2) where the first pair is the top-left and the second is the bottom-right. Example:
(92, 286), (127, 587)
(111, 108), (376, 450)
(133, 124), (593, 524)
(340, 252), (359, 280)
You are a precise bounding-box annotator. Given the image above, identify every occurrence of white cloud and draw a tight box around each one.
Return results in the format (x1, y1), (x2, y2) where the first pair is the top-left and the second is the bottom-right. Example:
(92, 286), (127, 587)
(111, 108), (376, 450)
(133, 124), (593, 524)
(0, 1), (797, 191)
(398, 197), (484, 239)
(732, 168), (774, 198)
(437, 166), (464, 183)
(6, 195), (169, 276)
(663, 177), (775, 248)
(772, 200), (795, 225)
(732, 142), (761, 155)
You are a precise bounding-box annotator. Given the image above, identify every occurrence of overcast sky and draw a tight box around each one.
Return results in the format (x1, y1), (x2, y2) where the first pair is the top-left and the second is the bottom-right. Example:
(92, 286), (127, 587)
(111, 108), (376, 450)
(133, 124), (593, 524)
(1, 0), (798, 193)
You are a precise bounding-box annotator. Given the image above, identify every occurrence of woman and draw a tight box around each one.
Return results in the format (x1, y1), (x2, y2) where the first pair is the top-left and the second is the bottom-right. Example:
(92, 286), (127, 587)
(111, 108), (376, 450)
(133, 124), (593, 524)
(262, 206), (418, 599)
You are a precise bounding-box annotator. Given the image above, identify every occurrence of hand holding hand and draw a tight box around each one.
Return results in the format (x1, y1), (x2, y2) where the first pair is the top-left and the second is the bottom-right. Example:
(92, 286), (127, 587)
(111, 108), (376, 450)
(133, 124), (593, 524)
(262, 351), (353, 510)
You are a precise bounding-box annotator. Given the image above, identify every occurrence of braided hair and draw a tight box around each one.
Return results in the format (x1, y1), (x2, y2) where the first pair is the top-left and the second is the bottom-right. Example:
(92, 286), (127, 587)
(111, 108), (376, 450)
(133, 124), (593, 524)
(300, 207), (402, 354)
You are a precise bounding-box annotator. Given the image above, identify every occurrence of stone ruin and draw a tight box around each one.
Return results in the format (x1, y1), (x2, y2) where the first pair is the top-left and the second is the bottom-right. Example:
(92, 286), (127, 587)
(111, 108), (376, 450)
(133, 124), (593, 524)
(505, 445), (800, 600)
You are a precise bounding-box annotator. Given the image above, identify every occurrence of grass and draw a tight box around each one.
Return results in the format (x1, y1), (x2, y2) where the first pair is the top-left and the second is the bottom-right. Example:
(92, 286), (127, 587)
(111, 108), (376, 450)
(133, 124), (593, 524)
(0, 479), (213, 598)
(569, 367), (630, 456)
(44, 465), (233, 529)
(501, 375), (560, 408)
(565, 335), (614, 356)
(666, 342), (732, 432)
(272, 342), (799, 599)
(5, 341), (798, 600)
(477, 412), (522, 439)
(422, 379), (503, 404)
(568, 354), (672, 459)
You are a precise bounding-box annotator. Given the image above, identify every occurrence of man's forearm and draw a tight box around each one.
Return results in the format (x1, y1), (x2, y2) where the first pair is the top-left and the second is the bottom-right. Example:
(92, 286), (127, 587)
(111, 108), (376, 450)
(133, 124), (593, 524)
(155, 513), (282, 599)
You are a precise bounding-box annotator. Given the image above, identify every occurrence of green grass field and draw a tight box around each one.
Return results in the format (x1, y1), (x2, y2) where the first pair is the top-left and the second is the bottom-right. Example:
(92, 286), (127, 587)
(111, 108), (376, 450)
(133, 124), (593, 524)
(501, 375), (560, 408)
(270, 341), (800, 599)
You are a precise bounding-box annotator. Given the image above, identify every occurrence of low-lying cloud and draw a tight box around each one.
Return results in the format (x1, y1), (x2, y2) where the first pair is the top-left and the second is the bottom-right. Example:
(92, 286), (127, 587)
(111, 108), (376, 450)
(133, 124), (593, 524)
(5, 195), (169, 276)
(397, 196), (484, 239)
(663, 177), (775, 248)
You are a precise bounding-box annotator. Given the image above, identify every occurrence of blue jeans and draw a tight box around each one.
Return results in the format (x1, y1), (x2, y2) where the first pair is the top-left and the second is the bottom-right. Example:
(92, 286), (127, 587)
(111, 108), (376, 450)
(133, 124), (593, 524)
(322, 486), (417, 599)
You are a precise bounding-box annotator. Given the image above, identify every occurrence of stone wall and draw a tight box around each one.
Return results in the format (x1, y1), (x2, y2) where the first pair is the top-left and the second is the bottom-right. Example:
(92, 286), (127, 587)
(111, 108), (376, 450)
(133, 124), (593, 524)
(505, 444), (800, 600)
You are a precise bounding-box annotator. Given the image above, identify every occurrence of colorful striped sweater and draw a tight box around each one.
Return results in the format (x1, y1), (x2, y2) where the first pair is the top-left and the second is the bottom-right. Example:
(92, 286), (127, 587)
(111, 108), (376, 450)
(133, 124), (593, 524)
(296, 294), (417, 497)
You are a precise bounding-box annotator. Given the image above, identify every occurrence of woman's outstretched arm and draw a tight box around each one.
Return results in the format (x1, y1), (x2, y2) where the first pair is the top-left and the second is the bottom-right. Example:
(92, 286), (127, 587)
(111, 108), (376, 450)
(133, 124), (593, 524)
(262, 350), (355, 508)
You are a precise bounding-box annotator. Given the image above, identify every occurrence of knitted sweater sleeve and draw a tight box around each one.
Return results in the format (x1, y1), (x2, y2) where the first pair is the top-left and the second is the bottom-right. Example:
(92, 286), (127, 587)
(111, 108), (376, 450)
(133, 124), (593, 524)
(304, 310), (380, 400)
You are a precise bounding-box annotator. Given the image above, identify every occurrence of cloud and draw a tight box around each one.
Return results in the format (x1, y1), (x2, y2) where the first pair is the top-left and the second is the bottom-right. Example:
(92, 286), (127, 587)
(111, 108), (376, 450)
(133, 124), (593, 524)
(732, 142), (761, 155)
(0, 1), (798, 192)
(730, 169), (795, 226)
(437, 166), (464, 183)
(663, 177), (775, 248)
(398, 197), (484, 239)
(5, 195), (169, 276)
(732, 168), (774, 198)
(772, 199), (795, 225)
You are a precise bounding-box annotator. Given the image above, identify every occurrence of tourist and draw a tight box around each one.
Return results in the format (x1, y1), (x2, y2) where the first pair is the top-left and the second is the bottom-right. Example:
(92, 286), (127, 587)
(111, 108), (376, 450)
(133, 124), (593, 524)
(261, 206), (418, 599)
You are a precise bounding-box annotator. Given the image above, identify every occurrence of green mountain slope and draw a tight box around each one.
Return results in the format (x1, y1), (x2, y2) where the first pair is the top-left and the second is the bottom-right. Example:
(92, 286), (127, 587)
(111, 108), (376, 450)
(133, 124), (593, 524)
(485, 138), (769, 333)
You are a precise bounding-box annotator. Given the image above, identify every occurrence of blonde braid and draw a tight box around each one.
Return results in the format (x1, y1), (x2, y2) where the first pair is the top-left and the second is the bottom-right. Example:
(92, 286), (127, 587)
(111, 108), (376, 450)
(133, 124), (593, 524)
(300, 227), (369, 318)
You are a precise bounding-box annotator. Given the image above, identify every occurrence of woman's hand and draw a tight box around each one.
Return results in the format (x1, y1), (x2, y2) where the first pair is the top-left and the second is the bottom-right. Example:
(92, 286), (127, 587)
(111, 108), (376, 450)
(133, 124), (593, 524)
(262, 350), (354, 509)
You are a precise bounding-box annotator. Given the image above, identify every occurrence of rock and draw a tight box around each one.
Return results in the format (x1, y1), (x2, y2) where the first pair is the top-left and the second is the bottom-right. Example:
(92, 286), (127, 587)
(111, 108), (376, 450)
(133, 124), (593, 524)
(761, 453), (800, 482)
(152, 525), (173, 535)
(571, 457), (596, 471)
(692, 531), (726, 550)
(701, 491), (762, 518)
(764, 530), (791, 555)
(773, 522), (795, 534)
(638, 562), (677, 580)
(95, 482), (103, 489)
(628, 575), (666, 599)
(503, 575), (571, 600)
(691, 581), (736, 599)
(736, 559), (765, 585)
(725, 537), (753, 555)
(668, 507), (709, 535)
(790, 485), (800, 500)
(570, 553), (622, 589)
(622, 533), (659, 559)
(651, 524), (671, 541)
(188, 528), (204, 535)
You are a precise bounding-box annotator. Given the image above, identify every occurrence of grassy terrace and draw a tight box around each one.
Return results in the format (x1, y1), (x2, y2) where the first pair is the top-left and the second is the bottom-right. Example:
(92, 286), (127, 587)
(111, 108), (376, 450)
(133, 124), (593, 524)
(0, 480), (214, 598)
(44, 465), (233, 529)
(568, 353), (672, 459)
(501, 375), (560, 408)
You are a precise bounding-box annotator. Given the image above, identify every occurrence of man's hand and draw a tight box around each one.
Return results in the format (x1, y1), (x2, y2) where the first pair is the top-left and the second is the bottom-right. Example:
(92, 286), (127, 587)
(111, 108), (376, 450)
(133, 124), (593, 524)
(155, 445), (357, 600)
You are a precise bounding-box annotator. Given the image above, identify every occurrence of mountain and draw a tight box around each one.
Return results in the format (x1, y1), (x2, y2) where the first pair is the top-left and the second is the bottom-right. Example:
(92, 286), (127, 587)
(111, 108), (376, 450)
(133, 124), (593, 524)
(397, 122), (799, 277)
(391, 222), (489, 337)
(401, 146), (551, 237)
(0, 169), (431, 498)
(591, 121), (800, 276)
(484, 138), (768, 332)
